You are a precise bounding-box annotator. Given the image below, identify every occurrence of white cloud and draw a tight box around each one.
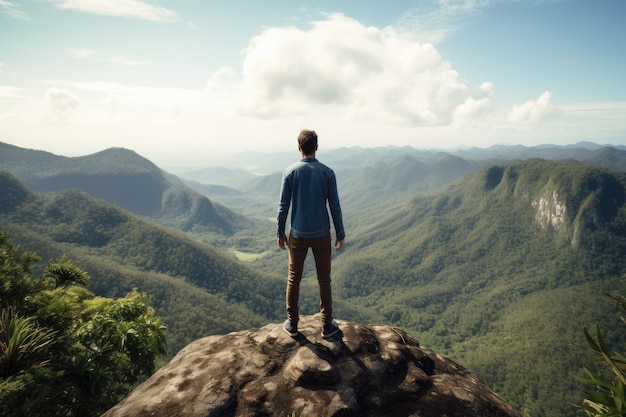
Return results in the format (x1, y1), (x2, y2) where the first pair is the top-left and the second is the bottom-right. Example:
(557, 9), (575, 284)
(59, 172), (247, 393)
(559, 101), (626, 135)
(109, 55), (154, 66)
(0, 85), (25, 100)
(397, 0), (488, 43)
(69, 48), (98, 59)
(0, 0), (29, 20)
(238, 14), (491, 127)
(39, 80), (207, 125)
(452, 82), (495, 127)
(45, 88), (80, 123)
(68, 49), (153, 66)
(508, 91), (558, 125)
(52, 0), (178, 22)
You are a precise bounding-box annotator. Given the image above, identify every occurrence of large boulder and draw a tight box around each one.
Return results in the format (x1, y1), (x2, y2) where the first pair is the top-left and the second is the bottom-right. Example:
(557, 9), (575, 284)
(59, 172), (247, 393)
(103, 316), (521, 417)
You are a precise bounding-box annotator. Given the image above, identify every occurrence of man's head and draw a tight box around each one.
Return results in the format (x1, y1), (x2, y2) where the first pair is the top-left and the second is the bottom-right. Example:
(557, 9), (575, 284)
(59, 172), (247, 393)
(298, 129), (318, 156)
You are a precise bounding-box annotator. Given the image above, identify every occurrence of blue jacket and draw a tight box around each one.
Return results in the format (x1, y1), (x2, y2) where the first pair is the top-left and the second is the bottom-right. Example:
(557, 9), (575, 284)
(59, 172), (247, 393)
(277, 157), (345, 240)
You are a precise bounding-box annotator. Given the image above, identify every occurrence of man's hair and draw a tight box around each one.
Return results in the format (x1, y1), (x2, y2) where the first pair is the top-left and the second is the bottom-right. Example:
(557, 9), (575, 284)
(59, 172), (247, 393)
(298, 129), (318, 155)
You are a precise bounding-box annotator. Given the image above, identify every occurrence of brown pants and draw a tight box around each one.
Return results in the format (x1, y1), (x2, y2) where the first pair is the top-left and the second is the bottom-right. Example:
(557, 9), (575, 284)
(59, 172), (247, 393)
(286, 232), (333, 325)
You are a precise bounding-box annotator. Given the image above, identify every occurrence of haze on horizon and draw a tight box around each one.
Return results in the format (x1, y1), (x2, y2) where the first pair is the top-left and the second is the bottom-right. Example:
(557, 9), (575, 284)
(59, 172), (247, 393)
(1, 0), (625, 167)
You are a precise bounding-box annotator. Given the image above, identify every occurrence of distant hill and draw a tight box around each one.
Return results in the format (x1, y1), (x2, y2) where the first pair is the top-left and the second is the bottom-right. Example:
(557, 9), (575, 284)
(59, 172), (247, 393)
(0, 142), (248, 235)
(339, 153), (484, 213)
(0, 171), (284, 355)
(453, 143), (626, 168)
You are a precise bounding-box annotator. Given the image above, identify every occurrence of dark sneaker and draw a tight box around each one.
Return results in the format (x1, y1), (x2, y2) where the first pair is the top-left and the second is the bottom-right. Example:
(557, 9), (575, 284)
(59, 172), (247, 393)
(322, 320), (340, 339)
(283, 319), (298, 337)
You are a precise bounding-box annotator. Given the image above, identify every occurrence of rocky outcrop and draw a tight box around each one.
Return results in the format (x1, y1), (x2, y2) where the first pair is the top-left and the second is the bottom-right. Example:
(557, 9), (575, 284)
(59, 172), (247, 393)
(533, 189), (566, 231)
(102, 316), (521, 417)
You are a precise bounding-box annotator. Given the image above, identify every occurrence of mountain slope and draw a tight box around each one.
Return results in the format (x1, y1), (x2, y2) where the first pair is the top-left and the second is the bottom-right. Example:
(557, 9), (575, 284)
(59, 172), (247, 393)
(332, 159), (626, 417)
(0, 171), (284, 355)
(0, 142), (247, 234)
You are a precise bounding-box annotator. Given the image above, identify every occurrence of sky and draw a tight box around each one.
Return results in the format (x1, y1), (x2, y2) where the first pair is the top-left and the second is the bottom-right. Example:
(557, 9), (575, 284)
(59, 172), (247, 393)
(1, 0), (625, 167)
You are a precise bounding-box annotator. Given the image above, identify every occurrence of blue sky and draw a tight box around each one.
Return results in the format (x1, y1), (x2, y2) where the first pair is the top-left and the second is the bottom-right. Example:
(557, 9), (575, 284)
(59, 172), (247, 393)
(1, 0), (624, 166)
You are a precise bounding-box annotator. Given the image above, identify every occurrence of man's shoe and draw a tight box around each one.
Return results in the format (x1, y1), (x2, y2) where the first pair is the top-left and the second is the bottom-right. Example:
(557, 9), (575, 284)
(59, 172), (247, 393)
(322, 320), (340, 339)
(283, 320), (298, 337)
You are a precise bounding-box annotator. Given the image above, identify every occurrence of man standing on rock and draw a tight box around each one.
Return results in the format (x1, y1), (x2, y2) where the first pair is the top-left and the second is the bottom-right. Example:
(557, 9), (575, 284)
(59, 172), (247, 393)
(277, 129), (346, 339)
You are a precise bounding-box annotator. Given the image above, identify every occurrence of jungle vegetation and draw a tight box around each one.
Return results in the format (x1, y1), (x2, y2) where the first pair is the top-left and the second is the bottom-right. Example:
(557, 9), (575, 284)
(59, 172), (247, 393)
(0, 232), (166, 417)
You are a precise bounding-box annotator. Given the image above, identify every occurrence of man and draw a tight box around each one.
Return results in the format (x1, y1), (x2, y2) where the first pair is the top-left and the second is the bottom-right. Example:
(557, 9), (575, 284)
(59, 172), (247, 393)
(277, 129), (346, 339)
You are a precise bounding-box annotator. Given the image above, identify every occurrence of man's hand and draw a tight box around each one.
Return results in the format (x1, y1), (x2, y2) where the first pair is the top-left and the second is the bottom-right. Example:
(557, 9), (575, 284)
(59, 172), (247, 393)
(335, 239), (345, 251)
(278, 235), (288, 250)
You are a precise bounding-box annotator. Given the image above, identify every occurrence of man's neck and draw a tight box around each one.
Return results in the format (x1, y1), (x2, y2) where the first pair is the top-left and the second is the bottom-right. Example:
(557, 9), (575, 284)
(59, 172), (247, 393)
(301, 152), (316, 159)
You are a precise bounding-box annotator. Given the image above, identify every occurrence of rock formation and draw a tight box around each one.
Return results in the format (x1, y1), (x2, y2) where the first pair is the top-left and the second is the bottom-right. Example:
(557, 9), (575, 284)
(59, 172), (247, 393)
(102, 316), (521, 417)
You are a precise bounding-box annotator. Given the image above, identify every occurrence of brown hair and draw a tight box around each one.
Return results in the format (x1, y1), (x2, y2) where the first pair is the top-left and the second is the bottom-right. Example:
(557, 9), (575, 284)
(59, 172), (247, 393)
(297, 129), (318, 155)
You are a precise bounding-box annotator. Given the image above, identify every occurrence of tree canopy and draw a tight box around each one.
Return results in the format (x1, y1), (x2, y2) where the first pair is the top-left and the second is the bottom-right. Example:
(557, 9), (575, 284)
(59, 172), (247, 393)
(0, 231), (166, 417)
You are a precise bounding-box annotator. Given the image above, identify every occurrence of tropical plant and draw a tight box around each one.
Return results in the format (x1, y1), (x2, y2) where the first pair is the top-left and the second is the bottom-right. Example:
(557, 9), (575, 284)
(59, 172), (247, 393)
(0, 231), (167, 417)
(0, 308), (57, 378)
(580, 294), (626, 416)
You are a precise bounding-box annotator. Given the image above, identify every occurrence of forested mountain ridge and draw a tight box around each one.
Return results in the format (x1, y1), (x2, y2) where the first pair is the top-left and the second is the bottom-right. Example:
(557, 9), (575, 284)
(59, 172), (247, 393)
(0, 142), (247, 234)
(330, 159), (626, 417)
(0, 171), (284, 355)
(176, 143), (626, 229)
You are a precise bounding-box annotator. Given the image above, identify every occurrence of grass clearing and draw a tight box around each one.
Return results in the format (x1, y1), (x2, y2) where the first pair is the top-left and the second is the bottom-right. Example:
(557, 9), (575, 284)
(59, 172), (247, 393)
(231, 249), (270, 261)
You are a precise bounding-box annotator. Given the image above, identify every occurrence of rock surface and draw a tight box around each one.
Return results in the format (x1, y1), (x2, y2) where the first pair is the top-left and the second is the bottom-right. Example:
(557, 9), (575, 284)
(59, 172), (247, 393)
(102, 316), (521, 417)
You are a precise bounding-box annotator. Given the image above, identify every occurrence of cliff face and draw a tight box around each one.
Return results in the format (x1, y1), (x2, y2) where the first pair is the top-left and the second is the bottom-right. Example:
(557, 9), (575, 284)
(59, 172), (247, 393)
(103, 316), (521, 417)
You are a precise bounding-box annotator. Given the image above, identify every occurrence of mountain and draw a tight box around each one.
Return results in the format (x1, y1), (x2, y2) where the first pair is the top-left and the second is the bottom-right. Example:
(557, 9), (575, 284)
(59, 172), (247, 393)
(330, 158), (626, 417)
(103, 316), (521, 417)
(0, 142), (247, 234)
(452, 143), (626, 168)
(0, 171), (284, 355)
(339, 153), (484, 213)
(3, 141), (626, 417)
(583, 146), (626, 170)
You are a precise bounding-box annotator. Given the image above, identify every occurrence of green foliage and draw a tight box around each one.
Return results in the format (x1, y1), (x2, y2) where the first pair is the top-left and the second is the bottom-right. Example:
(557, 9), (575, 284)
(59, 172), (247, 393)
(579, 294), (626, 416)
(0, 232), (167, 417)
(0, 231), (41, 310)
(42, 255), (91, 288)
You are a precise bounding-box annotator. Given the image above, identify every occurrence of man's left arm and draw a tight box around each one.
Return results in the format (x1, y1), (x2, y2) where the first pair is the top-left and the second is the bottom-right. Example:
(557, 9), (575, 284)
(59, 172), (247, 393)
(327, 171), (345, 243)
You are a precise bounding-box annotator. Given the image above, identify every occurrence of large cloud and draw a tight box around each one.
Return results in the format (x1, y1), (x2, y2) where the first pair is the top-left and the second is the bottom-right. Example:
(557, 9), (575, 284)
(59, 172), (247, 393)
(239, 13), (490, 127)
